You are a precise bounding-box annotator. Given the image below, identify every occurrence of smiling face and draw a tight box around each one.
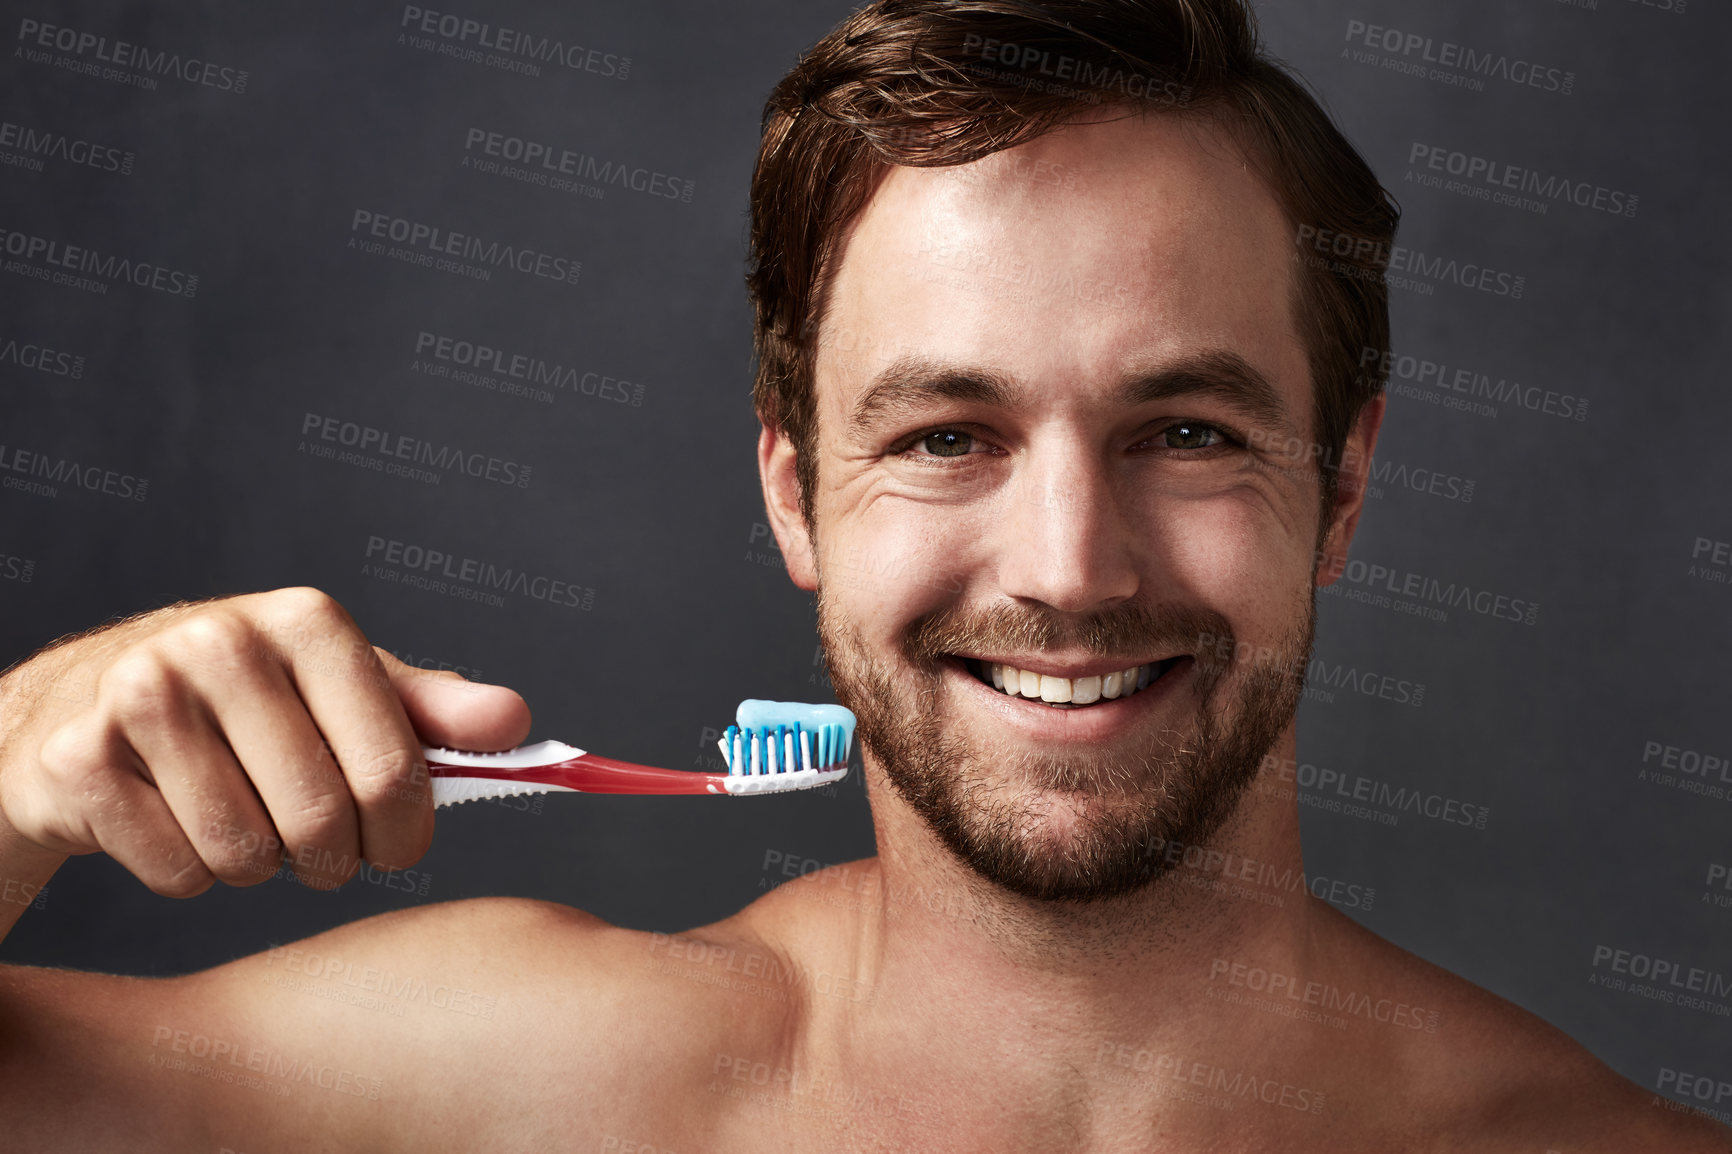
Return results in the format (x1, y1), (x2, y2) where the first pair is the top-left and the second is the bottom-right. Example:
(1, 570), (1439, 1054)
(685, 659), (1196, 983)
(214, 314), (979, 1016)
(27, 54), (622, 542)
(760, 111), (1380, 901)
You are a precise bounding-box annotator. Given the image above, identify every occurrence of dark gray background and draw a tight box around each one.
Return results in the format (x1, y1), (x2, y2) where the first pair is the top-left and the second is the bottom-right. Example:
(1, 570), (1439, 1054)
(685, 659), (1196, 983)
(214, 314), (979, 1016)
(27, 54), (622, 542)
(2, 0), (1726, 1105)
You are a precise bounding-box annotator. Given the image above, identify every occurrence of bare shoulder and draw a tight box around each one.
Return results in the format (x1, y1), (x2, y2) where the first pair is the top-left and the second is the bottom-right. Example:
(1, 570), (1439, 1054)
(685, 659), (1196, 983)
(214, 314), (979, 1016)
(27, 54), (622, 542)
(0, 896), (802, 1152)
(252, 895), (808, 1114)
(1315, 905), (1732, 1153)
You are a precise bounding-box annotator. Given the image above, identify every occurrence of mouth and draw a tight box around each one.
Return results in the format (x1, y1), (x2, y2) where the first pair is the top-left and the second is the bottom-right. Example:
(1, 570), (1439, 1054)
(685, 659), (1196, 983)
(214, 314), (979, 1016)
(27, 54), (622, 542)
(959, 656), (1184, 709)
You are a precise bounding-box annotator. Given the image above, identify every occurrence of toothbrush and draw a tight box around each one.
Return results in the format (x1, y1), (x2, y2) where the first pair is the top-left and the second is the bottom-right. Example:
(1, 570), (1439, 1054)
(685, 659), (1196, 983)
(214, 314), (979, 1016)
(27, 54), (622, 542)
(425, 699), (855, 808)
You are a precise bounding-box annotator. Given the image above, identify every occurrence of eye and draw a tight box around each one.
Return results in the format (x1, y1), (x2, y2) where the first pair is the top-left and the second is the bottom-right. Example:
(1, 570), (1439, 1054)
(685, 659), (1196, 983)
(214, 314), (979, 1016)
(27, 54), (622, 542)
(1153, 422), (1231, 450)
(922, 430), (973, 456)
(904, 429), (980, 458)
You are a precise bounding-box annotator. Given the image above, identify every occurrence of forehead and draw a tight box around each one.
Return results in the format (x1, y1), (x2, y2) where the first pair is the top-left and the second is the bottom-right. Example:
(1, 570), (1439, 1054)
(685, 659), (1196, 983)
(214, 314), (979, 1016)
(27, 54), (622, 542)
(817, 112), (1307, 415)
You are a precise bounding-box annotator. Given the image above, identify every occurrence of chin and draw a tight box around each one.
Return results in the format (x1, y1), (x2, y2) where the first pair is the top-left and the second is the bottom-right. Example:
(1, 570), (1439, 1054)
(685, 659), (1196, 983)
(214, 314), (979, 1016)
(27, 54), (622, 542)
(906, 752), (1244, 903)
(816, 586), (1316, 903)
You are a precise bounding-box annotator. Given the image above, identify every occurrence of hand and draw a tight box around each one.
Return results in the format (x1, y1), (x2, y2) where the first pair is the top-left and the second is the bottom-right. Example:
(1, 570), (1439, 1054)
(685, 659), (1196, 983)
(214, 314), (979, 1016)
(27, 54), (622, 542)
(0, 587), (530, 895)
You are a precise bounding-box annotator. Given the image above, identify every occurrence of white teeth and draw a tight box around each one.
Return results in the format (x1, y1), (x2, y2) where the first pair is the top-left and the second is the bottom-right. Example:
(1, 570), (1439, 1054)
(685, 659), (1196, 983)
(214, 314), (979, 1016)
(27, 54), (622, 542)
(983, 663), (1158, 706)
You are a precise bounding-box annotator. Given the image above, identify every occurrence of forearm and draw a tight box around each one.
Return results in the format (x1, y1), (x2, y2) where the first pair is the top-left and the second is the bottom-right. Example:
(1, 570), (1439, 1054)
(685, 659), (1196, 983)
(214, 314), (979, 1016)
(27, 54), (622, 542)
(0, 821), (62, 945)
(0, 601), (232, 946)
(0, 649), (84, 947)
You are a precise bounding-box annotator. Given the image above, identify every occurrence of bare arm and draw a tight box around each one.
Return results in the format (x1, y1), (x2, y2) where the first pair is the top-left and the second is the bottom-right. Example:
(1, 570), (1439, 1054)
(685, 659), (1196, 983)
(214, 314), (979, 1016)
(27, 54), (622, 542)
(0, 602), (205, 942)
(0, 588), (546, 1143)
(0, 896), (623, 1151)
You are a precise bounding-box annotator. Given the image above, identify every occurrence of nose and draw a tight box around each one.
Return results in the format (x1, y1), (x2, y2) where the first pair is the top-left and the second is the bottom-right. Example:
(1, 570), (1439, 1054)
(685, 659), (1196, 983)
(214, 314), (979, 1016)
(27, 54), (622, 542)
(993, 436), (1139, 613)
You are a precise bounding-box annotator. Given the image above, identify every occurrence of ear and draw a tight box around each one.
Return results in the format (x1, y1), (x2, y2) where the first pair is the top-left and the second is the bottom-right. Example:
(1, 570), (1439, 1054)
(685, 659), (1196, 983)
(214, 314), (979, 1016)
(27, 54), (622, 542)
(1315, 392), (1386, 588)
(758, 423), (819, 591)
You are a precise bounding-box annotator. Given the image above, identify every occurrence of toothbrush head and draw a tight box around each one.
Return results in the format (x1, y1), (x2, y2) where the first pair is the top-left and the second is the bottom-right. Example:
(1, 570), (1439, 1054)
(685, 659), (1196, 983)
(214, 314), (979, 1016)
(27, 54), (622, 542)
(718, 699), (855, 794)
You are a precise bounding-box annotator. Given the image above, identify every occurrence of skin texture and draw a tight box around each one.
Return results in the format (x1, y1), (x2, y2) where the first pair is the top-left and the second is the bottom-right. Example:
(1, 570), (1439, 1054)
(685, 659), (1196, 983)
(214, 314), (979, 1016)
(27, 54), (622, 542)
(0, 114), (1726, 1153)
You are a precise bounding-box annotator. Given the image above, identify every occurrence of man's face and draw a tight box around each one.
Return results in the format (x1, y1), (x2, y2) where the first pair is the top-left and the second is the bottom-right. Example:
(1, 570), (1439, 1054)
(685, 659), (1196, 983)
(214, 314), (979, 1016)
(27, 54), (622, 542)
(762, 113), (1373, 901)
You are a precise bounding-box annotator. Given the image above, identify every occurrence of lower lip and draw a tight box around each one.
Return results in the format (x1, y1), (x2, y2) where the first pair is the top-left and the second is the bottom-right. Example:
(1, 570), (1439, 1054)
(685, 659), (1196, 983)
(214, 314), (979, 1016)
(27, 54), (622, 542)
(944, 657), (1193, 743)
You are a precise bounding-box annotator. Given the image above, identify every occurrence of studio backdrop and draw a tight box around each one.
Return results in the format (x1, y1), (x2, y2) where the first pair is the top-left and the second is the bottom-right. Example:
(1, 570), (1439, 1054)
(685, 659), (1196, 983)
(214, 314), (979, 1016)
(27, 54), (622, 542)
(1, 0), (1726, 1108)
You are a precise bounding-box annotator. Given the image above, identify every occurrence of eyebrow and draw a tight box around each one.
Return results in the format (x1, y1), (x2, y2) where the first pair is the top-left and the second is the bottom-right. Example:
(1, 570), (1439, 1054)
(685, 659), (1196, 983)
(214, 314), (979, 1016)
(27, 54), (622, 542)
(845, 350), (1296, 440)
(846, 357), (1015, 441)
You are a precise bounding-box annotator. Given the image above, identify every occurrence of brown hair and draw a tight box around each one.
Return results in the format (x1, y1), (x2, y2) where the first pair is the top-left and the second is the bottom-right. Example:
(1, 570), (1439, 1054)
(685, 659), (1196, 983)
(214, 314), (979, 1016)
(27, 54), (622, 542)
(747, 0), (1399, 526)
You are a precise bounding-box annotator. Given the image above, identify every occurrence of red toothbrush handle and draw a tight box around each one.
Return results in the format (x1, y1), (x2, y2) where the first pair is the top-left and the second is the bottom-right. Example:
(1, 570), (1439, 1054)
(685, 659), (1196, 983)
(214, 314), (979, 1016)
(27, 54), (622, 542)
(425, 752), (729, 795)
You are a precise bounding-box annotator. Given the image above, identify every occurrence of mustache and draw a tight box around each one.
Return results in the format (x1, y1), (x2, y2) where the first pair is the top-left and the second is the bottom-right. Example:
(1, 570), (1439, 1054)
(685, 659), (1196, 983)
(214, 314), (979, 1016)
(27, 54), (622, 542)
(901, 600), (1236, 672)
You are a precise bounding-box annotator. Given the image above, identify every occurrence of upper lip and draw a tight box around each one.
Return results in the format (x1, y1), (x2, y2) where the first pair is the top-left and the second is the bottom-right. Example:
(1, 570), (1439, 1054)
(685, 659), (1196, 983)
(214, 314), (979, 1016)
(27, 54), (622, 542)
(951, 653), (1179, 680)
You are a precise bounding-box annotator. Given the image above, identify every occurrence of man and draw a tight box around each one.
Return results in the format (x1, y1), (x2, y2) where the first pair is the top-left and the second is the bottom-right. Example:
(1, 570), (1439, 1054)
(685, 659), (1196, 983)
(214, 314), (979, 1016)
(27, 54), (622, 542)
(0, 1), (1721, 1149)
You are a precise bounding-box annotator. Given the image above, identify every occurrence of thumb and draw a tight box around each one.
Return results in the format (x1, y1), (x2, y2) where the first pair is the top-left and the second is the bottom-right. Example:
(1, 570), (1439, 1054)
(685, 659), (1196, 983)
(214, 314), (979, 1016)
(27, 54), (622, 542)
(374, 647), (532, 751)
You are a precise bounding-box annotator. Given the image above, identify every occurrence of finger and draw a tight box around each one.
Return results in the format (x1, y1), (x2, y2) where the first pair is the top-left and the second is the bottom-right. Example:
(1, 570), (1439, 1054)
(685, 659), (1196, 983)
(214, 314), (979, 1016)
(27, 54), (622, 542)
(375, 648), (532, 751)
(90, 773), (220, 899)
(35, 714), (217, 899)
(211, 673), (367, 889)
(172, 619), (368, 890)
(98, 636), (294, 888)
(264, 591), (433, 872)
(130, 713), (286, 889)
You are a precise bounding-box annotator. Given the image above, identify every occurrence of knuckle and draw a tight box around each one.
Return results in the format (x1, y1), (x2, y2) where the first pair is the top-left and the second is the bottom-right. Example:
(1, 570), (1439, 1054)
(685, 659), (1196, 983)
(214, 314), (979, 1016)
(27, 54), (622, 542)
(277, 789), (354, 850)
(197, 821), (283, 886)
(37, 717), (109, 785)
(97, 650), (181, 723)
(37, 729), (131, 823)
(148, 855), (216, 900)
(345, 744), (424, 798)
(169, 611), (258, 668)
(259, 587), (370, 668)
(271, 586), (351, 633)
(47, 763), (119, 814)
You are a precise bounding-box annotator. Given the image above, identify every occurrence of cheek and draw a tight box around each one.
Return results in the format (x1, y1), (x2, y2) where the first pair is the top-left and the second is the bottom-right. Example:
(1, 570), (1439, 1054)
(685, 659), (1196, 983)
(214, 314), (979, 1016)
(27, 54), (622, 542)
(1143, 493), (1311, 627)
(818, 496), (975, 628)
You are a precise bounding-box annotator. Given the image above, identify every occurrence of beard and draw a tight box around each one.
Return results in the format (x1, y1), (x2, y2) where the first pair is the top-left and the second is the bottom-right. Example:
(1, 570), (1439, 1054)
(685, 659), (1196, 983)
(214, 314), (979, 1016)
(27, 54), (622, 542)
(817, 588), (1315, 903)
